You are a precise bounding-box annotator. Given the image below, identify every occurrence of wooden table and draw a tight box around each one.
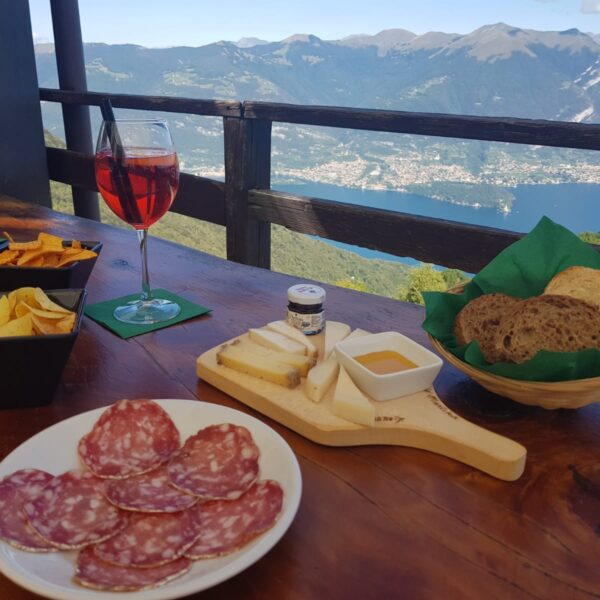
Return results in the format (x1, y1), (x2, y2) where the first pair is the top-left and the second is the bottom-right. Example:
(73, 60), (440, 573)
(0, 196), (598, 600)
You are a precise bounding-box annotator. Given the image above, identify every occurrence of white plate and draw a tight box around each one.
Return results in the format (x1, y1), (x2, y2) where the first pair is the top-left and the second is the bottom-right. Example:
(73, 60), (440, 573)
(0, 400), (302, 600)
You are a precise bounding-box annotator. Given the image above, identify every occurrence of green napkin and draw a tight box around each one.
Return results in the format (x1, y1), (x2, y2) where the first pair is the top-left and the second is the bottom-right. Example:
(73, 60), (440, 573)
(85, 289), (211, 339)
(423, 217), (600, 382)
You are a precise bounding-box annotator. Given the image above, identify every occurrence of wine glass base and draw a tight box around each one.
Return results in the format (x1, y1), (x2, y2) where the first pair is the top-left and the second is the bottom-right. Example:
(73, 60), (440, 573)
(113, 298), (181, 325)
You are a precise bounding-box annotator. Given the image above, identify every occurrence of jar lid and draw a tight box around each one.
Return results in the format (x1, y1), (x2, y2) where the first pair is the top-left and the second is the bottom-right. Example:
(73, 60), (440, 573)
(287, 284), (326, 305)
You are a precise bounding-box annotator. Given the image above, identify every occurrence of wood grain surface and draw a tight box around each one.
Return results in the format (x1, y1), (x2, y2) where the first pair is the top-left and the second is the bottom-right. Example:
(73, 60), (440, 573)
(0, 196), (599, 600)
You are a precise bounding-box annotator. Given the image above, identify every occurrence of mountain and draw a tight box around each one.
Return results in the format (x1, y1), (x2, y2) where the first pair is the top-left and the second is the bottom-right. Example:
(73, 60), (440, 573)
(35, 24), (600, 204)
(234, 37), (269, 48)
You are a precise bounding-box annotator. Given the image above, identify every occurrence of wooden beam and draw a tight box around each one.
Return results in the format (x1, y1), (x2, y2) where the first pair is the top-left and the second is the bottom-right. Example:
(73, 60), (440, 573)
(249, 188), (527, 272)
(46, 147), (226, 226)
(244, 101), (600, 151)
(0, 1), (51, 206)
(40, 88), (242, 118)
(50, 0), (100, 220)
(223, 118), (272, 268)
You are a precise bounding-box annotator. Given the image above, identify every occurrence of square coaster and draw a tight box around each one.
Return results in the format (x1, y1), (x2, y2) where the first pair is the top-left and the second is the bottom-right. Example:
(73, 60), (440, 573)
(84, 288), (211, 339)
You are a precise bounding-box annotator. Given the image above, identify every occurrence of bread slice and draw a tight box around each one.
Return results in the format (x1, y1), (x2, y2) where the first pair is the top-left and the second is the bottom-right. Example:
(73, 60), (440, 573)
(544, 266), (600, 309)
(454, 293), (522, 363)
(494, 294), (600, 364)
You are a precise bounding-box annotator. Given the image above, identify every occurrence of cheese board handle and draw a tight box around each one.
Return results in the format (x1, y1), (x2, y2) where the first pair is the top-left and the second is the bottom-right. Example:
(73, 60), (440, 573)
(392, 389), (527, 481)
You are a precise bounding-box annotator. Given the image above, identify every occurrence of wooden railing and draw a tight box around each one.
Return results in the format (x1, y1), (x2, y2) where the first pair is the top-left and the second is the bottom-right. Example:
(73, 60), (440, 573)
(39, 88), (600, 273)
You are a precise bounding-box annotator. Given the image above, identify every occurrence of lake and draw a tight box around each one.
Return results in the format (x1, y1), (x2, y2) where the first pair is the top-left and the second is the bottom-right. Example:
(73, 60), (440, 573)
(276, 182), (600, 266)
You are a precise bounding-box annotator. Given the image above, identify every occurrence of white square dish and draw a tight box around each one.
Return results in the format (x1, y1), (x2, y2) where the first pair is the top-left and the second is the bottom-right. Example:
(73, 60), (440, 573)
(335, 331), (443, 401)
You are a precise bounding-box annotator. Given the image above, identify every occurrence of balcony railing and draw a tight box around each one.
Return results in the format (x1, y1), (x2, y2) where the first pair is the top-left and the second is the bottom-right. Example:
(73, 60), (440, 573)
(40, 87), (600, 274)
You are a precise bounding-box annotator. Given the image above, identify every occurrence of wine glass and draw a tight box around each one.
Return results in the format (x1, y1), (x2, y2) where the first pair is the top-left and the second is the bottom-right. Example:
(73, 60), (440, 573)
(95, 118), (181, 324)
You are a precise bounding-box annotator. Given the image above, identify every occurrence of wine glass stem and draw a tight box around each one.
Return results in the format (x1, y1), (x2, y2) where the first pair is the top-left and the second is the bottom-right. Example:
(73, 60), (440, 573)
(137, 228), (152, 301)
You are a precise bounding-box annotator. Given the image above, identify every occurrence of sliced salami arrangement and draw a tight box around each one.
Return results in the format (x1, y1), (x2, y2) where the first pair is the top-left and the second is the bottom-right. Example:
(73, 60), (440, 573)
(186, 479), (284, 559)
(168, 423), (260, 499)
(0, 399), (285, 594)
(78, 399), (181, 478)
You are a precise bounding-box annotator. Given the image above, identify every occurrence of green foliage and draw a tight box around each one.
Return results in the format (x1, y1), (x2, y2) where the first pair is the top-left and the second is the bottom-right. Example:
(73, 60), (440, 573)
(334, 277), (369, 292)
(442, 268), (470, 289)
(397, 264), (448, 305)
(580, 232), (600, 244)
(48, 179), (411, 299)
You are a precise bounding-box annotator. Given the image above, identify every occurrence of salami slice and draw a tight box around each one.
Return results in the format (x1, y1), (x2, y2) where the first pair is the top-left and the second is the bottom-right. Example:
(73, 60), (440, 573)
(168, 423), (260, 499)
(2, 469), (54, 499)
(0, 470), (57, 552)
(185, 480), (283, 559)
(105, 465), (198, 513)
(78, 399), (180, 479)
(75, 546), (191, 592)
(93, 509), (202, 568)
(24, 470), (127, 549)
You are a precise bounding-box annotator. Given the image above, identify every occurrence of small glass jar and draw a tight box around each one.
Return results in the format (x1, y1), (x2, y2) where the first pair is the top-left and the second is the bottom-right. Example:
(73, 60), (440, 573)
(286, 284), (326, 335)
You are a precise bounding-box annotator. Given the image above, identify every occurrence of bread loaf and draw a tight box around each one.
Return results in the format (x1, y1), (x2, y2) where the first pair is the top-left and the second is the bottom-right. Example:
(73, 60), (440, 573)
(544, 266), (600, 309)
(494, 294), (600, 364)
(454, 293), (522, 363)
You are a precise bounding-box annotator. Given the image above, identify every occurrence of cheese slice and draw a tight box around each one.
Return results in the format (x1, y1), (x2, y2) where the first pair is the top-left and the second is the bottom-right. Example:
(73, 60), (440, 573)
(266, 320), (318, 358)
(249, 328), (307, 355)
(233, 338), (315, 376)
(216, 342), (300, 388)
(305, 355), (339, 403)
(347, 328), (370, 340)
(323, 321), (351, 359)
(331, 366), (375, 427)
(305, 328), (371, 403)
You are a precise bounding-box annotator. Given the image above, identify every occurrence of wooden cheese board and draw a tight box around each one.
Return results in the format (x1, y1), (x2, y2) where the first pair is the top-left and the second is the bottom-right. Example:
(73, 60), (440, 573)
(196, 331), (527, 481)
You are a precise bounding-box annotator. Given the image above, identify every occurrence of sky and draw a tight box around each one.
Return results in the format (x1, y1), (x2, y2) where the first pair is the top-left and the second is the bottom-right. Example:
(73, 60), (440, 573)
(29, 0), (600, 47)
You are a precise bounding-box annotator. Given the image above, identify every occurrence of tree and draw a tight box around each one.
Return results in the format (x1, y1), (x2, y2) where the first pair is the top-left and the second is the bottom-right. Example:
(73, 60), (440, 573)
(442, 268), (470, 290)
(580, 232), (600, 244)
(397, 264), (447, 304)
(335, 277), (369, 292)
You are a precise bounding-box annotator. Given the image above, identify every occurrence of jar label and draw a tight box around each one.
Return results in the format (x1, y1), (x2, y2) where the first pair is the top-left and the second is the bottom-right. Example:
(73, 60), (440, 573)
(286, 309), (325, 335)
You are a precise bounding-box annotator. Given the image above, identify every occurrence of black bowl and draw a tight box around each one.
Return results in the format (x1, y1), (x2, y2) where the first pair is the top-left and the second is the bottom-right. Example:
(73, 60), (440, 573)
(0, 288), (87, 409)
(0, 241), (102, 290)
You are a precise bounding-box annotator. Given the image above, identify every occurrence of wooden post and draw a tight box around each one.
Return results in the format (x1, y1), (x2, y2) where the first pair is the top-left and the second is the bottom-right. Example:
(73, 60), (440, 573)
(50, 0), (100, 221)
(223, 117), (272, 268)
(0, 0), (51, 206)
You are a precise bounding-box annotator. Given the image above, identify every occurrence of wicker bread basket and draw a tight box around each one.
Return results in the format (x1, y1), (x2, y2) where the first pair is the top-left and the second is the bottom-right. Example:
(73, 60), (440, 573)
(429, 283), (600, 409)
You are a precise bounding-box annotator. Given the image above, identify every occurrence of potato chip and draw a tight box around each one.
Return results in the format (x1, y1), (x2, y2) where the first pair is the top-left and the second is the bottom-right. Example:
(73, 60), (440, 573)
(26, 305), (68, 320)
(9, 287), (37, 311)
(0, 313), (33, 337)
(0, 296), (9, 327)
(34, 288), (72, 315)
(14, 302), (31, 318)
(56, 314), (76, 333)
(71, 240), (82, 250)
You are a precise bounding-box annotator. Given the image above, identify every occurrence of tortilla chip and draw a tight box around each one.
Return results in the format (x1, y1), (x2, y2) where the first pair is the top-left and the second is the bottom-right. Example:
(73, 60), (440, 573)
(0, 250), (19, 265)
(42, 255), (60, 267)
(9, 240), (42, 251)
(38, 233), (65, 249)
(56, 250), (97, 268)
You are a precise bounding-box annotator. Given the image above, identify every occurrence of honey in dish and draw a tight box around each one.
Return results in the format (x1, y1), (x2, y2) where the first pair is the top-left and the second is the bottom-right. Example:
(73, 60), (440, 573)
(354, 350), (417, 375)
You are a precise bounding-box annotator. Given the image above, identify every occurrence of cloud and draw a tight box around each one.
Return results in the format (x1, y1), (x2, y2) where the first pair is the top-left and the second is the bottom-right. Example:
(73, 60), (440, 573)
(32, 31), (50, 44)
(582, 0), (600, 13)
